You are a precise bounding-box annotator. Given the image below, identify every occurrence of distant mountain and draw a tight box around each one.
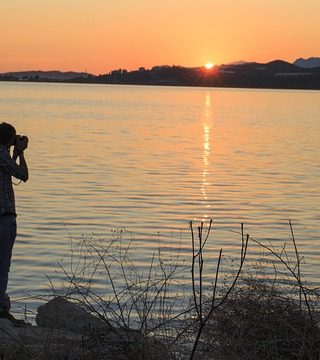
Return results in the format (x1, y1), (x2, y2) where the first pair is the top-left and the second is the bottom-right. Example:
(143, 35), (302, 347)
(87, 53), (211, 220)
(220, 60), (302, 73)
(1, 70), (93, 81)
(294, 57), (320, 68)
(265, 60), (304, 73)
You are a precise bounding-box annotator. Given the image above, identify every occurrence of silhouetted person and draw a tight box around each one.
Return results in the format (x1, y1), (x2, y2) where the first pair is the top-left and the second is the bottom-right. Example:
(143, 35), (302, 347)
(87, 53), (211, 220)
(0, 122), (29, 326)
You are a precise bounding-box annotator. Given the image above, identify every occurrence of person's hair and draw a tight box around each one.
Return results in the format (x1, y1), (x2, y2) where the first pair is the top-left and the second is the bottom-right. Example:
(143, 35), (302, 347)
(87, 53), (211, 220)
(0, 122), (16, 146)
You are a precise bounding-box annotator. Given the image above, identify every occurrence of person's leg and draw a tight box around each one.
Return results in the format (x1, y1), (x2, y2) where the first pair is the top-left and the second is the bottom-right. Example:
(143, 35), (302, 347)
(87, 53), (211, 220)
(0, 215), (17, 311)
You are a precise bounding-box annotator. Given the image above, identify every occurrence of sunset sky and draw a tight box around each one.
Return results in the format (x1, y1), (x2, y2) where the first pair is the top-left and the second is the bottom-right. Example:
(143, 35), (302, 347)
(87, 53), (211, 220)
(1, 0), (320, 75)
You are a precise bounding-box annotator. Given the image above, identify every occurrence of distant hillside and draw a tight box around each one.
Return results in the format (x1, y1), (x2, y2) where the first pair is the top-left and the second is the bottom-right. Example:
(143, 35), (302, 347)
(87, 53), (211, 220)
(294, 57), (320, 68)
(93, 60), (320, 90)
(221, 60), (316, 73)
(265, 60), (305, 73)
(1, 60), (320, 90)
(1, 70), (93, 81)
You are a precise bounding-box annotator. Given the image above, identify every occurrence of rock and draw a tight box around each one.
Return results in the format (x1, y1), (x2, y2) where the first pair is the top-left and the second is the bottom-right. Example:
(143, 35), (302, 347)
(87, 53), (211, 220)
(0, 298), (169, 359)
(18, 324), (85, 345)
(0, 319), (88, 359)
(36, 297), (108, 334)
(0, 319), (19, 344)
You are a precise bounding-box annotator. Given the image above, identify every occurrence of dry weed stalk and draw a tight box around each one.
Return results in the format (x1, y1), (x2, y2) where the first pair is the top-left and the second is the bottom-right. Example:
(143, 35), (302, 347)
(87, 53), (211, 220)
(55, 232), (187, 340)
(37, 220), (320, 360)
(189, 220), (249, 360)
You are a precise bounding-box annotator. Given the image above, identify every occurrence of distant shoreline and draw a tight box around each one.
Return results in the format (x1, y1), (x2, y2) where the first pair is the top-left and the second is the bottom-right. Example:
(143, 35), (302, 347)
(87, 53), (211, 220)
(1, 60), (320, 91)
(1, 78), (320, 91)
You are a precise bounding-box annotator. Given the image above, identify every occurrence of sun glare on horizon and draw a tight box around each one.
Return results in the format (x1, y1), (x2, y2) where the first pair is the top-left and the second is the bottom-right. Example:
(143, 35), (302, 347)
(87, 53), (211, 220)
(205, 63), (214, 69)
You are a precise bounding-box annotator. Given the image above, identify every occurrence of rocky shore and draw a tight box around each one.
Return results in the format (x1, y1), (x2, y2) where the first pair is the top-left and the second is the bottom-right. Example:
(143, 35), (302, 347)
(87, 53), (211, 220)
(0, 297), (167, 359)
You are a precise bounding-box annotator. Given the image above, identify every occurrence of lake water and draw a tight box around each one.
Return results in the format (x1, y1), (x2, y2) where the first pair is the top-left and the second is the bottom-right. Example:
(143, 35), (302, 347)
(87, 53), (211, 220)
(0, 81), (319, 316)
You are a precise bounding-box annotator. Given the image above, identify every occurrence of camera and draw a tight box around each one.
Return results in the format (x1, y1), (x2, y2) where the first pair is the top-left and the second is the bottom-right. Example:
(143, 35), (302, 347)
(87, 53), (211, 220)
(13, 135), (28, 146)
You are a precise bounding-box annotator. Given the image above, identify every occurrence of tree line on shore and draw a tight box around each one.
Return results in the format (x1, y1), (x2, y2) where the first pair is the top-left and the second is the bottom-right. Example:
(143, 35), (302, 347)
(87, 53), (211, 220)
(1, 60), (320, 90)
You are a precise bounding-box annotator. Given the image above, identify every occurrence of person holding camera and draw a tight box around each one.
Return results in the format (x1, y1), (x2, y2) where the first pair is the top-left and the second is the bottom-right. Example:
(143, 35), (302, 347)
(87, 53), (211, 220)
(0, 122), (29, 326)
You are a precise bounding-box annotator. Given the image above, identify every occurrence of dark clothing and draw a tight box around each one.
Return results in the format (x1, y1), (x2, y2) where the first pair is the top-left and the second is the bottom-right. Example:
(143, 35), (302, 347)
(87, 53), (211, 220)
(0, 144), (27, 215)
(0, 215), (16, 310)
(0, 144), (27, 310)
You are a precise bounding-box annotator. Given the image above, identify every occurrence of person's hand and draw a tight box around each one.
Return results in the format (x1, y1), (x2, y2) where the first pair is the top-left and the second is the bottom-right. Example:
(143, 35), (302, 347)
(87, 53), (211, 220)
(14, 135), (28, 155)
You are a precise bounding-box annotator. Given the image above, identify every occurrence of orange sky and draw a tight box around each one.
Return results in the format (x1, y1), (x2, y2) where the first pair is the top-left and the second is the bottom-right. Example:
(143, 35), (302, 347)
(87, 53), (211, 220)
(1, 0), (320, 75)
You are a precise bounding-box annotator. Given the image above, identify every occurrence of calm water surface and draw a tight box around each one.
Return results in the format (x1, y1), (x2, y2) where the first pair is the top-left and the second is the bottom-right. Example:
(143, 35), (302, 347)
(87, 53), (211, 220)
(0, 82), (319, 315)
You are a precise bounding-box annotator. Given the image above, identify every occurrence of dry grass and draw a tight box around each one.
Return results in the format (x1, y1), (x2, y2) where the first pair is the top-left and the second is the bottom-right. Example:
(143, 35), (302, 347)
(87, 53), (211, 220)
(3, 220), (319, 360)
(201, 279), (320, 360)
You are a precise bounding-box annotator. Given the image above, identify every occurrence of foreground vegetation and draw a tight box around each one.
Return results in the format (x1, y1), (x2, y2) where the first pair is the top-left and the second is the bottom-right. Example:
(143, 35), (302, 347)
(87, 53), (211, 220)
(1, 220), (320, 359)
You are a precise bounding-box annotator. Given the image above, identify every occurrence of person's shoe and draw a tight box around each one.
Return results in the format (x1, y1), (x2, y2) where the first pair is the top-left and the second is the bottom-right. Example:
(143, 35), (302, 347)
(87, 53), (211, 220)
(0, 309), (31, 327)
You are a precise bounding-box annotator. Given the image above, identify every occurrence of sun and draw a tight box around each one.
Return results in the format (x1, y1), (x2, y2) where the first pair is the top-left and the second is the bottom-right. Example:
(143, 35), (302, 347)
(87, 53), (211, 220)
(205, 62), (214, 69)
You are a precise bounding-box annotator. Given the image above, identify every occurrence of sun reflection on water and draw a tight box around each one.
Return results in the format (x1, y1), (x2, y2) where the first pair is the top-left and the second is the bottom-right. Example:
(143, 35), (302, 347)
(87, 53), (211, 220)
(199, 92), (212, 222)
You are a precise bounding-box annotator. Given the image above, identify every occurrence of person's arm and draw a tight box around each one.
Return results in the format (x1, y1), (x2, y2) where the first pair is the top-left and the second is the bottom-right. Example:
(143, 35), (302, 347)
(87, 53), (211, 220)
(0, 148), (28, 182)
(12, 150), (29, 182)
(0, 136), (29, 182)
